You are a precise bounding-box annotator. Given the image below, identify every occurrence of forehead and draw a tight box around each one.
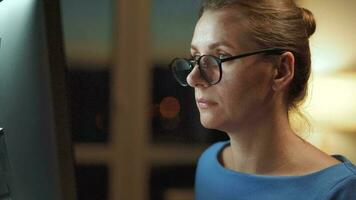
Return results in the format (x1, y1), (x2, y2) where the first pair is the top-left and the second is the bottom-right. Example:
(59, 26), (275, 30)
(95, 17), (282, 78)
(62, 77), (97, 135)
(191, 9), (251, 52)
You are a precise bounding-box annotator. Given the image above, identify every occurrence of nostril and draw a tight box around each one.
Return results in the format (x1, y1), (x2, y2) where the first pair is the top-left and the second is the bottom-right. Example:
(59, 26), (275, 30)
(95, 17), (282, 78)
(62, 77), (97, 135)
(186, 69), (195, 87)
(187, 65), (209, 88)
(186, 66), (200, 87)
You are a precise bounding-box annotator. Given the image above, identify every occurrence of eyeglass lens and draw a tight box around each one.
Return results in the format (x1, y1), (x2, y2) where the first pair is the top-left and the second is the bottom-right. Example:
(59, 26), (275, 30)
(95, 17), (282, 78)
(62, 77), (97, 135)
(171, 55), (220, 86)
(171, 58), (192, 86)
(199, 55), (220, 85)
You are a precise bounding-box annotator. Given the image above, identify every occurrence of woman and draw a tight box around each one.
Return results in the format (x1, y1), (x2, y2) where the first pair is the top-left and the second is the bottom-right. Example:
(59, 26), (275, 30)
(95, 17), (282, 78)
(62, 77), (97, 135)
(170, 0), (356, 199)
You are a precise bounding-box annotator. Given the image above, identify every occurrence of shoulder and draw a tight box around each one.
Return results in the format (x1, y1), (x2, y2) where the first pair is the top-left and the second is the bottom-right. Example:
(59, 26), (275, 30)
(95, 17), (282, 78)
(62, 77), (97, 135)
(324, 175), (356, 199)
(195, 141), (229, 185)
(196, 140), (229, 168)
(323, 157), (356, 199)
(198, 141), (229, 161)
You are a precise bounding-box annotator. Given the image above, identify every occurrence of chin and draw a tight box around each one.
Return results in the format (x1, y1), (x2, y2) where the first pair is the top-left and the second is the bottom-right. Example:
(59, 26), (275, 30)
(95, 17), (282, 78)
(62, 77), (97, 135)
(200, 120), (215, 129)
(199, 114), (223, 130)
(199, 111), (244, 133)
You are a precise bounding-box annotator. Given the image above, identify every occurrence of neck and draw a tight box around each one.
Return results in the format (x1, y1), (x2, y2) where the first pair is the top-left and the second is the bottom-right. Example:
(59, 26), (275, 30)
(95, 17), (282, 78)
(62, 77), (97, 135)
(223, 103), (304, 175)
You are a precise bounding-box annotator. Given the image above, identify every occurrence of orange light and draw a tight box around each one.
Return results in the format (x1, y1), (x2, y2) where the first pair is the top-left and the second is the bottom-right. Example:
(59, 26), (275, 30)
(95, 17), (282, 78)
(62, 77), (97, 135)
(159, 96), (180, 119)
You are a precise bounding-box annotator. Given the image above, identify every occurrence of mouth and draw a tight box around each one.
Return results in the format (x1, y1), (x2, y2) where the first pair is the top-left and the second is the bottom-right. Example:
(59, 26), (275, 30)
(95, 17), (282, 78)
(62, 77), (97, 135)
(196, 98), (217, 109)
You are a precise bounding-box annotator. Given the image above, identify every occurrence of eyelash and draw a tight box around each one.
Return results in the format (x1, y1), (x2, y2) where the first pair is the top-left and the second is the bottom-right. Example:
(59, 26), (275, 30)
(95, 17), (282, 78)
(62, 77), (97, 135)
(190, 54), (200, 60)
(218, 54), (229, 59)
(190, 51), (231, 59)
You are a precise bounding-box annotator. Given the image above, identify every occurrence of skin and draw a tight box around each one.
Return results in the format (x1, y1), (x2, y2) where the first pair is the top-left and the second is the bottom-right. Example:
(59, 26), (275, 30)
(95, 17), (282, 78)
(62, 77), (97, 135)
(188, 8), (339, 176)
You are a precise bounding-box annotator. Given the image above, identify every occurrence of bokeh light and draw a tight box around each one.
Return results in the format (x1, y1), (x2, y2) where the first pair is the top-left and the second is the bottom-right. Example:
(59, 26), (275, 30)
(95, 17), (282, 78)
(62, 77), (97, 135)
(159, 96), (181, 119)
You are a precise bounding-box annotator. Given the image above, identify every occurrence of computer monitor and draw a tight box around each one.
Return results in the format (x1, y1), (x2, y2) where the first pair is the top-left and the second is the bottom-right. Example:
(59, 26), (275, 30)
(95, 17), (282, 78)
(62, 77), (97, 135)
(0, 128), (12, 200)
(0, 0), (76, 199)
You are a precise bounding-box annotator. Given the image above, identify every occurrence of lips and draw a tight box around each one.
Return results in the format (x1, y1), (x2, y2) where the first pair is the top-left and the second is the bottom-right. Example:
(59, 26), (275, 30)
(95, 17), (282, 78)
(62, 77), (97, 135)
(196, 98), (217, 109)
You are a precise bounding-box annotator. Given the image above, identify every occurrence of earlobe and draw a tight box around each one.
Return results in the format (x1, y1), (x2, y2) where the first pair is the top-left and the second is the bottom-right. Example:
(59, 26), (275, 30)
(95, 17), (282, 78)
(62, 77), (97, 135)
(272, 52), (295, 91)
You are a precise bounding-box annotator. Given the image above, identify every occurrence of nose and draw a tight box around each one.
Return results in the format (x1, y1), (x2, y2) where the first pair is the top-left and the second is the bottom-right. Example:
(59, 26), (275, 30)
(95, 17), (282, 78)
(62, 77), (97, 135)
(186, 64), (209, 88)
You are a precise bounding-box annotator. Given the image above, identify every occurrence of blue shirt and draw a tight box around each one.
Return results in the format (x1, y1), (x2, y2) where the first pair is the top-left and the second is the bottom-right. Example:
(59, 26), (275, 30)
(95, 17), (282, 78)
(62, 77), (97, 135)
(195, 141), (356, 200)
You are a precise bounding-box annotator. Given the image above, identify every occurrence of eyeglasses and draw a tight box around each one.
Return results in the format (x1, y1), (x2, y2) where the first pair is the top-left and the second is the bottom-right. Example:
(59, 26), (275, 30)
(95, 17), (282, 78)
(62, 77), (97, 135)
(170, 48), (287, 87)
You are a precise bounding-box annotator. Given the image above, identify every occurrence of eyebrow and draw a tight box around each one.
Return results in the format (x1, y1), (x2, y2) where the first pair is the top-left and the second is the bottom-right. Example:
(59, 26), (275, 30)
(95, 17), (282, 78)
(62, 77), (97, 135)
(190, 41), (236, 52)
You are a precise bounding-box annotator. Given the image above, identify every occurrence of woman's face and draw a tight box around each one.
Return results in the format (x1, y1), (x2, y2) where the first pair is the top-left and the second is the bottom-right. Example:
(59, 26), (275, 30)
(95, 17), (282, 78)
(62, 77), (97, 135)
(188, 9), (277, 132)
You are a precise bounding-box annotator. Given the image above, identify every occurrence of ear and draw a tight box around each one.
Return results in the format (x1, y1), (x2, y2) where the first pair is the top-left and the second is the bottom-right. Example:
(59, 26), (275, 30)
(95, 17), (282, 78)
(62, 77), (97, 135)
(272, 52), (295, 91)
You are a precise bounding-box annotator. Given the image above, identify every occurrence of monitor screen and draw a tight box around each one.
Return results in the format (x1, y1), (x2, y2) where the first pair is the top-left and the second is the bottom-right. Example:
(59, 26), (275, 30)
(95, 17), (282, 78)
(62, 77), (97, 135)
(0, 0), (76, 199)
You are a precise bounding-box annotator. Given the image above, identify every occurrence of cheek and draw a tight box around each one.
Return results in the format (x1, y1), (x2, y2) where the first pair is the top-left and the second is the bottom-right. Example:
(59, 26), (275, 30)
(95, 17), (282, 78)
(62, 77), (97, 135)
(219, 66), (254, 99)
(218, 64), (274, 113)
(215, 76), (250, 119)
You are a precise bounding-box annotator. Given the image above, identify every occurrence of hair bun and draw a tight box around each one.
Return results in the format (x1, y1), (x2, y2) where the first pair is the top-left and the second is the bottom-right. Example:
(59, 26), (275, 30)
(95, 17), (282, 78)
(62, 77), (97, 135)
(300, 7), (316, 38)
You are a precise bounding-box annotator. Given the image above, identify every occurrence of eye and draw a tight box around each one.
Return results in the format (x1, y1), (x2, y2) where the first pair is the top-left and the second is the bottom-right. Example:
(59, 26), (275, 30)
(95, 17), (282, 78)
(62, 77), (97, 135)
(218, 54), (230, 59)
(191, 54), (200, 61)
(216, 50), (231, 59)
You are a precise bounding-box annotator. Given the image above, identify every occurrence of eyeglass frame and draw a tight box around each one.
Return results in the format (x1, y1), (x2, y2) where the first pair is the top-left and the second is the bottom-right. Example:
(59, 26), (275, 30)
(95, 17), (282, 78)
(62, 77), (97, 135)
(170, 47), (290, 87)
